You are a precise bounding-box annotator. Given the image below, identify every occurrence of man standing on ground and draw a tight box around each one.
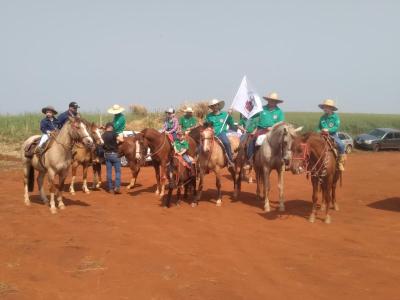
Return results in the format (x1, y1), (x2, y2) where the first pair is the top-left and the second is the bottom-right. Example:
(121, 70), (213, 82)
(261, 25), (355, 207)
(102, 122), (122, 194)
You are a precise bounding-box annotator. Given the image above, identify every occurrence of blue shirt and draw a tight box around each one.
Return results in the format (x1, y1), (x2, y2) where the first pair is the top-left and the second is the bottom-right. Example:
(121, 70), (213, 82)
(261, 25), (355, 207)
(58, 110), (78, 128)
(40, 117), (60, 134)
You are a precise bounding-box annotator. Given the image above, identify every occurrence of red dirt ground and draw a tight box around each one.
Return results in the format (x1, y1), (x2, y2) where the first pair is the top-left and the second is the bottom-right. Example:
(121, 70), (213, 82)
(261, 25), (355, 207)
(0, 151), (399, 300)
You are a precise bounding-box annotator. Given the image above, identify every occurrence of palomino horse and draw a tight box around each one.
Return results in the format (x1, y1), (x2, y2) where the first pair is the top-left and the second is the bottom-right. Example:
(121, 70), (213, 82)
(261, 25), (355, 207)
(195, 126), (240, 206)
(69, 121), (104, 195)
(118, 135), (143, 190)
(21, 117), (93, 214)
(290, 132), (341, 224)
(137, 128), (197, 197)
(165, 155), (197, 208)
(252, 122), (302, 212)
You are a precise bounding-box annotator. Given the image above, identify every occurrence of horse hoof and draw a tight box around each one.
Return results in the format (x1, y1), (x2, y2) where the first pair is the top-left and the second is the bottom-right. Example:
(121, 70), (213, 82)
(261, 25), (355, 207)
(216, 200), (222, 207)
(264, 205), (271, 212)
(24, 201), (31, 207)
(320, 204), (326, 211)
(334, 204), (340, 211)
(248, 178), (253, 184)
(50, 207), (57, 214)
(84, 190), (90, 194)
(59, 204), (66, 210)
(70, 191), (76, 196)
(309, 215), (315, 223)
(325, 216), (331, 224)
(191, 202), (198, 208)
(155, 190), (160, 195)
(279, 205), (285, 212)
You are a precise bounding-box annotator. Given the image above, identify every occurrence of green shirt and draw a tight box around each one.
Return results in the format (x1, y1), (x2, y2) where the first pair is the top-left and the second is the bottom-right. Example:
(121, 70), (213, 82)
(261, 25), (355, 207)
(257, 106), (284, 129)
(205, 111), (235, 134)
(318, 112), (340, 133)
(113, 113), (126, 134)
(174, 139), (189, 152)
(239, 114), (259, 133)
(179, 116), (197, 131)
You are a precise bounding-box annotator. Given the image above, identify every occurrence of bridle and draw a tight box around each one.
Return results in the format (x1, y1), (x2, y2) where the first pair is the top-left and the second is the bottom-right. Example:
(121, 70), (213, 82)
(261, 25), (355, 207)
(199, 127), (215, 167)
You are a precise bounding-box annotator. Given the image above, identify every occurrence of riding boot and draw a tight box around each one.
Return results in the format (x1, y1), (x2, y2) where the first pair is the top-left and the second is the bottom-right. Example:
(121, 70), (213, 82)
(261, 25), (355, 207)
(35, 145), (44, 156)
(338, 154), (346, 171)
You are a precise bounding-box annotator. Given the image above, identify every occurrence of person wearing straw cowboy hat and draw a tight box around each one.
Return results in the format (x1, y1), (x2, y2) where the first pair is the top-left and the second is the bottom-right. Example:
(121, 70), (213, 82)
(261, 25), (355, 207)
(179, 106), (198, 134)
(162, 107), (179, 140)
(246, 92), (285, 164)
(107, 104), (126, 141)
(318, 98), (346, 171)
(36, 105), (60, 154)
(205, 98), (235, 167)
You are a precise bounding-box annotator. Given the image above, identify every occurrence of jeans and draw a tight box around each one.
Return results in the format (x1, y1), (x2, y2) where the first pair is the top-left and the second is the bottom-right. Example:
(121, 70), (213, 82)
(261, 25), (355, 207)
(217, 132), (233, 162)
(330, 133), (345, 154)
(105, 152), (121, 190)
(240, 133), (248, 143)
(182, 154), (192, 166)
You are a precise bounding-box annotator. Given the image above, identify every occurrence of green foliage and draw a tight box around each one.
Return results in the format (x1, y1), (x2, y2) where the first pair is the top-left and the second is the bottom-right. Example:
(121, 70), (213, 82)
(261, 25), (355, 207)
(0, 111), (399, 143)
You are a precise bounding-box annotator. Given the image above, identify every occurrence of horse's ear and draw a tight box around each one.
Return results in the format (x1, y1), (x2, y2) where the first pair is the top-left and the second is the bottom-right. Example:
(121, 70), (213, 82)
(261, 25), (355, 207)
(294, 126), (304, 133)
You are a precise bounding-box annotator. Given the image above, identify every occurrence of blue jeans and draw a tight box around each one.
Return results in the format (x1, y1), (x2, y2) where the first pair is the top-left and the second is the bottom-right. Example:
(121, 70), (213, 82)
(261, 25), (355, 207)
(217, 132), (233, 162)
(331, 133), (345, 154)
(105, 152), (121, 190)
(182, 154), (192, 166)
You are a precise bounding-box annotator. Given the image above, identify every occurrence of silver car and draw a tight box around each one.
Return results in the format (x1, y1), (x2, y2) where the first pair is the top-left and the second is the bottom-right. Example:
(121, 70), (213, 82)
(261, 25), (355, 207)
(338, 132), (354, 154)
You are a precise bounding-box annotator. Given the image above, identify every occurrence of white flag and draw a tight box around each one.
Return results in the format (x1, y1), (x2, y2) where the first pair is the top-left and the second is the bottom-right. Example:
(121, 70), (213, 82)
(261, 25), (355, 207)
(231, 76), (263, 119)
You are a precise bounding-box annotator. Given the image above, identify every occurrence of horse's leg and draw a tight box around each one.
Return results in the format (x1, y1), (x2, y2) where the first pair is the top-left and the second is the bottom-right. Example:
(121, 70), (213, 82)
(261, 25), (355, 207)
(309, 178), (319, 223)
(215, 167), (222, 207)
(248, 167), (254, 183)
(127, 166), (140, 190)
(159, 162), (168, 197)
(23, 162), (32, 206)
(82, 163), (90, 194)
(176, 186), (181, 206)
(69, 161), (78, 195)
(324, 179), (333, 224)
(164, 185), (173, 208)
(95, 163), (102, 189)
(233, 161), (241, 199)
(47, 169), (57, 214)
(57, 169), (68, 210)
(332, 172), (339, 211)
(154, 163), (161, 195)
(278, 166), (285, 212)
(37, 171), (48, 205)
(263, 166), (271, 212)
(194, 168), (203, 207)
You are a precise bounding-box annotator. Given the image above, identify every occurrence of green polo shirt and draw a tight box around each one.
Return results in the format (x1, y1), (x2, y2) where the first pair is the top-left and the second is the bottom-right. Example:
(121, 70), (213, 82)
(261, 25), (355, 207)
(113, 113), (126, 134)
(239, 114), (259, 133)
(205, 111), (234, 134)
(174, 139), (189, 152)
(257, 106), (284, 129)
(179, 116), (197, 131)
(318, 112), (340, 133)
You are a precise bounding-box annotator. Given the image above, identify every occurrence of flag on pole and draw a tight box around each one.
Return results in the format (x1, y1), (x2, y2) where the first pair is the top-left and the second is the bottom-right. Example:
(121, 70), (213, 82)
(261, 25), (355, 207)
(231, 76), (263, 119)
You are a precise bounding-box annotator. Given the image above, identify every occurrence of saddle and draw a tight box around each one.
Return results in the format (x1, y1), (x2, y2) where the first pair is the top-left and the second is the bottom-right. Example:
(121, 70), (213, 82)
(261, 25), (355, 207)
(173, 155), (197, 177)
(24, 135), (55, 158)
(166, 133), (174, 142)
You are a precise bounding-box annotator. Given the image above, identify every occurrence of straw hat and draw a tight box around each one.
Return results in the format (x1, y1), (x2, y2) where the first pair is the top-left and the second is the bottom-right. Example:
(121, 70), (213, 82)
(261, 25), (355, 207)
(208, 98), (225, 110)
(183, 107), (194, 113)
(41, 105), (58, 115)
(107, 104), (125, 114)
(165, 107), (175, 114)
(318, 99), (338, 111)
(263, 92), (284, 103)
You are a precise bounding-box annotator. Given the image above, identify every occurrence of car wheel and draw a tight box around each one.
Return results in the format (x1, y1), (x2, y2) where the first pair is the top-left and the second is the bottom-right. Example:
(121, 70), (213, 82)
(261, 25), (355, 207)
(372, 144), (380, 152)
(121, 156), (128, 167)
(345, 145), (353, 154)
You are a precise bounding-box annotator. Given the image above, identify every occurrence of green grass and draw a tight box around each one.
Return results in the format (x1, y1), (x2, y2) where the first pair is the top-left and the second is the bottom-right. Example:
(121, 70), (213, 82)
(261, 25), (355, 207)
(0, 111), (399, 143)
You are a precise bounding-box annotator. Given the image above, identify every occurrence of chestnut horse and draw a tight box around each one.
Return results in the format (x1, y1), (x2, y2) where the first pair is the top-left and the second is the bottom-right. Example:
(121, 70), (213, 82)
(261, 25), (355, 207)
(137, 128), (197, 197)
(290, 132), (342, 224)
(69, 121), (104, 195)
(118, 135), (143, 190)
(21, 117), (93, 214)
(252, 122), (302, 212)
(195, 126), (239, 207)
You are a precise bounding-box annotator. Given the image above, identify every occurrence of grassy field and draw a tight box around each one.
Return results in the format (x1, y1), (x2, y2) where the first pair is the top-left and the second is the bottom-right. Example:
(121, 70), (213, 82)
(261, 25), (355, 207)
(0, 111), (399, 144)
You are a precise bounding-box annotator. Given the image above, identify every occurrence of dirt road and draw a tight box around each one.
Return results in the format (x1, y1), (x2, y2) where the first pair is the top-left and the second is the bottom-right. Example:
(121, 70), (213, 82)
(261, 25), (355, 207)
(0, 152), (399, 299)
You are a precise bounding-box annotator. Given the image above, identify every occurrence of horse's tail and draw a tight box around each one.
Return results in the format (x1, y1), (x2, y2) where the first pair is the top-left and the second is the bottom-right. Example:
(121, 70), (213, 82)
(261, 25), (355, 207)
(28, 164), (35, 192)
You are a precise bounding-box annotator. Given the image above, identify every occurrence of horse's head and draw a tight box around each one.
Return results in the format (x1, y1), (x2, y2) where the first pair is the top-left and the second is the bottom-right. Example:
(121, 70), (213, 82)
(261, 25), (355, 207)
(89, 122), (104, 145)
(271, 122), (303, 168)
(290, 134), (310, 175)
(68, 116), (93, 147)
(200, 127), (214, 153)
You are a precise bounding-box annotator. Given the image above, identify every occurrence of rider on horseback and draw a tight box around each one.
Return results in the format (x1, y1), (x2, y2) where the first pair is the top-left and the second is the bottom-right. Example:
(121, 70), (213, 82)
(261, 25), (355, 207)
(205, 99), (235, 168)
(173, 131), (194, 167)
(36, 106), (60, 155)
(179, 107), (198, 134)
(318, 99), (346, 171)
(247, 92), (285, 164)
(58, 101), (80, 128)
(162, 108), (179, 140)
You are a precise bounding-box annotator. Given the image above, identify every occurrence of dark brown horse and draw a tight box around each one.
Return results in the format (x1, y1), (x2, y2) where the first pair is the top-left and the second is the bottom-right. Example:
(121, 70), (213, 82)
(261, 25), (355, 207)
(165, 155), (197, 208)
(137, 128), (197, 197)
(290, 132), (341, 224)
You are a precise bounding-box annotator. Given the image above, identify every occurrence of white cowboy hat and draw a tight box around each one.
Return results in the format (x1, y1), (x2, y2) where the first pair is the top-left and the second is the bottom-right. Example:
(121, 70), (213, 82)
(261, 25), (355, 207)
(318, 99), (338, 111)
(263, 92), (284, 103)
(208, 98), (225, 110)
(107, 104), (125, 114)
(165, 107), (175, 114)
(183, 107), (194, 113)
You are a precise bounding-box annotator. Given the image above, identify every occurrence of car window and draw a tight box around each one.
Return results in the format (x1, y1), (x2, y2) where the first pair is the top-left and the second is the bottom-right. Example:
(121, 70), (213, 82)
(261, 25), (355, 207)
(385, 132), (394, 139)
(338, 133), (345, 140)
(394, 132), (400, 139)
(369, 129), (386, 138)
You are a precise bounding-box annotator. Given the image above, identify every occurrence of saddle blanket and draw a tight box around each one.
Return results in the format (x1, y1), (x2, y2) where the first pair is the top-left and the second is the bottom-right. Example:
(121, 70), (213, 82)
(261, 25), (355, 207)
(256, 134), (267, 146)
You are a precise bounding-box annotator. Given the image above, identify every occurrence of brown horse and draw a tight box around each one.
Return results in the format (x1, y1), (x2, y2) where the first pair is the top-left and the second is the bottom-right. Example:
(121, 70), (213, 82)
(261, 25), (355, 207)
(137, 128), (197, 197)
(118, 135), (143, 190)
(165, 155), (197, 208)
(69, 121), (104, 195)
(21, 117), (93, 214)
(195, 126), (240, 206)
(290, 132), (341, 224)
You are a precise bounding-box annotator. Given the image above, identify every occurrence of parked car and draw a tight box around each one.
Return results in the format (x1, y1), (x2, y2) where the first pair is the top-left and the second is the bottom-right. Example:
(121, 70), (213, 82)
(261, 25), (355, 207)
(355, 128), (400, 151)
(338, 132), (354, 154)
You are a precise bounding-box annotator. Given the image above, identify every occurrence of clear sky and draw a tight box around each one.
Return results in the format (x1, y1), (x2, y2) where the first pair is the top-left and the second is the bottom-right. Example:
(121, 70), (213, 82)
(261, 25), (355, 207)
(0, 0), (399, 114)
